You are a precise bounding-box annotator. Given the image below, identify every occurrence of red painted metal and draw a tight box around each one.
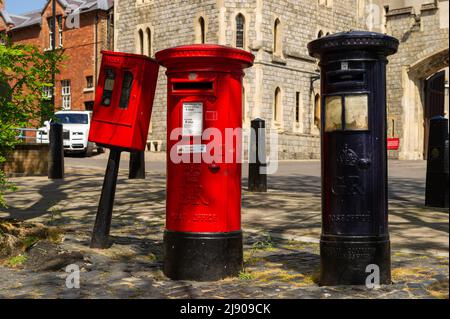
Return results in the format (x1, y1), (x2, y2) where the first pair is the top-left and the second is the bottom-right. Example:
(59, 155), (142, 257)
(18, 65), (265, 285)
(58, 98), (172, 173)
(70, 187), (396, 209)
(88, 51), (159, 151)
(156, 44), (254, 233)
(387, 138), (400, 150)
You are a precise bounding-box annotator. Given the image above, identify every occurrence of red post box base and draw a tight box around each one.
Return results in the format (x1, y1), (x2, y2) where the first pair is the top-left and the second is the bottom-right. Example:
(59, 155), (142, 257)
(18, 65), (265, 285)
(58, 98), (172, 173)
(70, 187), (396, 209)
(319, 235), (391, 286)
(163, 230), (243, 281)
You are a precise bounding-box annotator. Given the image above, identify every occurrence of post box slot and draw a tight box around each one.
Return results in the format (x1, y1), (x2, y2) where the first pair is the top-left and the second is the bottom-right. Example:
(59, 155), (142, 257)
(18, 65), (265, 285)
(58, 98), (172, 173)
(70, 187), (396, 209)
(173, 82), (214, 91)
(119, 71), (134, 109)
(327, 71), (365, 84)
(102, 68), (116, 106)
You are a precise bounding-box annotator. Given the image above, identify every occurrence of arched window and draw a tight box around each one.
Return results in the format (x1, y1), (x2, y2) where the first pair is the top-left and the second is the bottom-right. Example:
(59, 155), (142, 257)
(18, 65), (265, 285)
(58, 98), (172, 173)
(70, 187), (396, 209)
(325, 31), (330, 36)
(236, 14), (245, 48)
(317, 30), (323, 38)
(314, 93), (321, 129)
(274, 18), (281, 55)
(197, 17), (206, 44)
(274, 87), (282, 123)
(138, 29), (144, 55)
(146, 28), (151, 56)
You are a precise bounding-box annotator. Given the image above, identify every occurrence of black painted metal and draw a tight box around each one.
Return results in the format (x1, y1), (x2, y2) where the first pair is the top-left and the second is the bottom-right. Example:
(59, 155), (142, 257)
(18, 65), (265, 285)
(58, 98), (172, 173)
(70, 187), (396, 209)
(308, 31), (399, 286)
(248, 118), (267, 192)
(163, 230), (243, 281)
(425, 116), (449, 208)
(129, 151), (145, 179)
(90, 148), (121, 249)
(48, 122), (64, 179)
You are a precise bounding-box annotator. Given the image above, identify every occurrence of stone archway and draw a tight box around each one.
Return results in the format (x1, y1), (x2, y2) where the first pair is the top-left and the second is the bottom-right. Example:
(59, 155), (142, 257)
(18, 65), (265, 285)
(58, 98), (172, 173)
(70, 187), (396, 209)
(399, 47), (449, 160)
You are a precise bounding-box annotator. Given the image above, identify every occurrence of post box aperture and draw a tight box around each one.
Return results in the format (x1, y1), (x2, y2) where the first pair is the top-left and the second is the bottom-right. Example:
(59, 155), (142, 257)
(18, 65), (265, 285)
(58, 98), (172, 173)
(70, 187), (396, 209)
(156, 44), (254, 281)
(88, 51), (159, 151)
(308, 31), (399, 286)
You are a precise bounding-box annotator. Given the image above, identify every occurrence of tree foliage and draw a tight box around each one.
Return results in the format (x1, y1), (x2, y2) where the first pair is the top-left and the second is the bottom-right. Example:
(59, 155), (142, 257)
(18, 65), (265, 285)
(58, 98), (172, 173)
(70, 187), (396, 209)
(0, 35), (64, 207)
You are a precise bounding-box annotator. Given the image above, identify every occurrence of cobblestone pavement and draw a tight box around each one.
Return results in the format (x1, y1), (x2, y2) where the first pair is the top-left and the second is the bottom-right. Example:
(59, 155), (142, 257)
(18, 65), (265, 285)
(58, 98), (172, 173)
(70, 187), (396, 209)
(0, 163), (448, 299)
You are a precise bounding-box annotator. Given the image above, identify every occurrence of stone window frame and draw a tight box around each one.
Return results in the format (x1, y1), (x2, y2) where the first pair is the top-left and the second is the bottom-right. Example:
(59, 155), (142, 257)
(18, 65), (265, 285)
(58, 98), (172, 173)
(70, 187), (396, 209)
(273, 86), (283, 128)
(233, 12), (247, 49)
(136, 24), (154, 56)
(310, 92), (321, 136)
(293, 91), (304, 133)
(195, 14), (208, 44)
(273, 17), (282, 57)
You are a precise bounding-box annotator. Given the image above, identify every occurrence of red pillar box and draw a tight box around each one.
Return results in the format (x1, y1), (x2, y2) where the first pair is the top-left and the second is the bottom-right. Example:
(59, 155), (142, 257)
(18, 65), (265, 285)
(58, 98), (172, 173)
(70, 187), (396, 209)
(155, 45), (254, 281)
(88, 51), (159, 151)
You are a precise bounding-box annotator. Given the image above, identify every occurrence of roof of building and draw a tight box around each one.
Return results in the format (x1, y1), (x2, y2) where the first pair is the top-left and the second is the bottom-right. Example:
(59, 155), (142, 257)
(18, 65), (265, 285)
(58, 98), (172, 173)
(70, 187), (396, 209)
(0, 0), (113, 31)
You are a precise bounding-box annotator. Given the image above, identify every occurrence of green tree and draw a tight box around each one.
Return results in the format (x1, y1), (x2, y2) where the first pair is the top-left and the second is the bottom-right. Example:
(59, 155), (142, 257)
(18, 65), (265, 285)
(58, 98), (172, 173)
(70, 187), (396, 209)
(0, 35), (64, 207)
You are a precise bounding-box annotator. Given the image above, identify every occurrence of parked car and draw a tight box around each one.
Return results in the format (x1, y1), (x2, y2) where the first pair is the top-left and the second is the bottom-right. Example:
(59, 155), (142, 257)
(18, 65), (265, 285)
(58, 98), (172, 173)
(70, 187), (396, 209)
(36, 110), (104, 156)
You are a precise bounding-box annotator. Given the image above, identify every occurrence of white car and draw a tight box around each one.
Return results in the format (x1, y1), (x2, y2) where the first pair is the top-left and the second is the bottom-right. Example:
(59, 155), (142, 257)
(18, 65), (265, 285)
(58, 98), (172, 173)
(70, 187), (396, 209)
(36, 111), (104, 156)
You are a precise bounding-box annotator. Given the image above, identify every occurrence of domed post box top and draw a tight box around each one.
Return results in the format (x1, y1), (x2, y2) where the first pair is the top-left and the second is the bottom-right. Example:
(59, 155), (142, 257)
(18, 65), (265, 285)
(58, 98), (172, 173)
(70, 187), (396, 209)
(155, 44), (254, 71)
(307, 30), (399, 58)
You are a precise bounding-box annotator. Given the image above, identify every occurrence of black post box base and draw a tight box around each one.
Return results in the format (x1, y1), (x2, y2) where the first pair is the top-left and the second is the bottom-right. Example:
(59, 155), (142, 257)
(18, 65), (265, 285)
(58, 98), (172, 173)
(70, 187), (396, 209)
(319, 235), (391, 286)
(163, 230), (243, 281)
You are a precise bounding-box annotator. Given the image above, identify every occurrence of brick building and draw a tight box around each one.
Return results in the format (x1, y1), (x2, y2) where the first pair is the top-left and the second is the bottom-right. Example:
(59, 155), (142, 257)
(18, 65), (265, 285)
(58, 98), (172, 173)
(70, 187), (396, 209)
(0, 0), (114, 113)
(114, 0), (368, 158)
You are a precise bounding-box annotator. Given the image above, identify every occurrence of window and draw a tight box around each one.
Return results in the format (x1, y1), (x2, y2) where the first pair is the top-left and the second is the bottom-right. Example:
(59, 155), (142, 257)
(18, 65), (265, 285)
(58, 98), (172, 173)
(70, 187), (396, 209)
(146, 28), (152, 56)
(137, 29), (144, 54)
(324, 94), (369, 132)
(57, 16), (63, 47)
(295, 92), (300, 123)
(196, 17), (206, 44)
(86, 76), (94, 89)
(85, 101), (94, 111)
(236, 14), (245, 49)
(42, 86), (53, 100)
(55, 113), (88, 124)
(48, 17), (55, 49)
(61, 80), (71, 110)
(274, 87), (282, 124)
(314, 94), (321, 129)
(274, 18), (281, 56)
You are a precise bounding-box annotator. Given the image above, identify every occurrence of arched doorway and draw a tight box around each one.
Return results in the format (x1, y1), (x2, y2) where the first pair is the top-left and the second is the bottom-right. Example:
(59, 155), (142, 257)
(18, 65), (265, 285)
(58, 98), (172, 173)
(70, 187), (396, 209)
(400, 48), (449, 160)
(423, 70), (446, 158)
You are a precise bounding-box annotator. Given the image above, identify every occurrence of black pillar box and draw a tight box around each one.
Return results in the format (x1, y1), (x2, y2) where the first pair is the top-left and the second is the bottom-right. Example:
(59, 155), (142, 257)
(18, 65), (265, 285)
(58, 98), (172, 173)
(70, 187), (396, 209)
(308, 31), (399, 286)
(425, 116), (449, 208)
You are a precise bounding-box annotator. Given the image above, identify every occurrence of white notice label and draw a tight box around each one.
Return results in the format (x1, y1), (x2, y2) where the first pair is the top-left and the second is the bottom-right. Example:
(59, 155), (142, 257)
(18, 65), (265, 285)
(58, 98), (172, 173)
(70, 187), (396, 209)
(183, 102), (203, 136)
(177, 144), (207, 154)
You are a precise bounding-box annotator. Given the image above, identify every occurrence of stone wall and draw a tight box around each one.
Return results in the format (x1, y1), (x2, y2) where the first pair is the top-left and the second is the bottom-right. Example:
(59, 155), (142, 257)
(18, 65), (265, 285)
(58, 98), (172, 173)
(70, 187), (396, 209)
(2, 144), (50, 177)
(115, 0), (367, 160)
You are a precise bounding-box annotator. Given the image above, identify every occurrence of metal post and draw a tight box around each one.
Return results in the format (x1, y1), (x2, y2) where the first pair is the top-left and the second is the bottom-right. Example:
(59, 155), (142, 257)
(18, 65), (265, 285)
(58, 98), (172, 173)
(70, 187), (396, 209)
(48, 122), (64, 179)
(248, 118), (267, 192)
(90, 148), (121, 249)
(129, 150), (145, 179)
(425, 116), (449, 208)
